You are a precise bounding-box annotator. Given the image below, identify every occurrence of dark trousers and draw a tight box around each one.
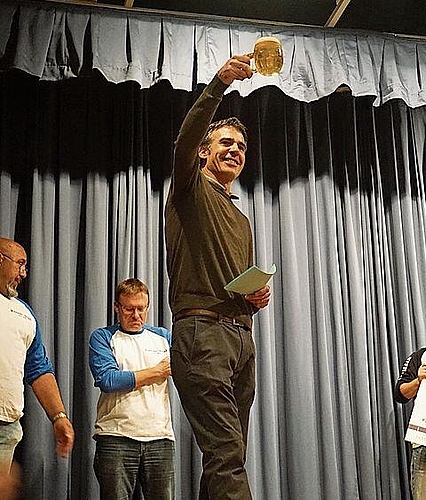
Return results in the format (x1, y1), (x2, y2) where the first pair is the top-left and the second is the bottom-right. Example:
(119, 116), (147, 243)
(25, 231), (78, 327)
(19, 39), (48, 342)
(171, 316), (255, 500)
(93, 435), (175, 500)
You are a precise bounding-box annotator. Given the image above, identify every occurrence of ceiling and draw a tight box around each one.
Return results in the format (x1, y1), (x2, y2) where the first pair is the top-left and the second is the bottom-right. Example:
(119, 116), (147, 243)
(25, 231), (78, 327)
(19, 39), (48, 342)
(45, 0), (426, 38)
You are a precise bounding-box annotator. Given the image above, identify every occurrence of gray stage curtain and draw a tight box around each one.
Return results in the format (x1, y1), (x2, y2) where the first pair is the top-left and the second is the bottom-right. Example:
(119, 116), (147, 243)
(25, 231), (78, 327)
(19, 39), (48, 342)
(1, 2), (426, 500)
(1, 76), (425, 498)
(2, 0), (426, 107)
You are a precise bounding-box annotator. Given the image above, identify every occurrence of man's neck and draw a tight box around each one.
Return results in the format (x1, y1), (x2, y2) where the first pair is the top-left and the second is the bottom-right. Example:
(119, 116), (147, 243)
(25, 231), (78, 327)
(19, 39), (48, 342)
(118, 323), (145, 335)
(201, 170), (232, 194)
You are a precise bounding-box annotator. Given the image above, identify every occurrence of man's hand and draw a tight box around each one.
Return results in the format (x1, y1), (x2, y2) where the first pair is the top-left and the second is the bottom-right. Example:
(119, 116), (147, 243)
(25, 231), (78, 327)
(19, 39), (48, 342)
(217, 54), (253, 85)
(153, 357), (171, 379)
(135, 357), (171, 387)
(418, 364), (426, 383)
(245, 285), (271, 309)
(53, 417), (75, 458)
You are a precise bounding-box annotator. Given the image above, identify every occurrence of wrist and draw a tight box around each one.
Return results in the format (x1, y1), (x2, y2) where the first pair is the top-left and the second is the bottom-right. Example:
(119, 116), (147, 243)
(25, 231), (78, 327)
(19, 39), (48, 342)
(51, 411), (68, 424)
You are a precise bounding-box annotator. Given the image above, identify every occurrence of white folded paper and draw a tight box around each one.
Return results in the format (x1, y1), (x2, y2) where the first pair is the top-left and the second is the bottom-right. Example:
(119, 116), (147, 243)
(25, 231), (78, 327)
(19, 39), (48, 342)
(224, 264), (276, 295)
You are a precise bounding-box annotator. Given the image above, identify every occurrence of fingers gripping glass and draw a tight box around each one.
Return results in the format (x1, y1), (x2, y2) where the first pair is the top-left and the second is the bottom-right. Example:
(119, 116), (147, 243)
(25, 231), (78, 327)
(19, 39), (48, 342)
(1, 252), (28, 273)
(116, 301), (148, 315)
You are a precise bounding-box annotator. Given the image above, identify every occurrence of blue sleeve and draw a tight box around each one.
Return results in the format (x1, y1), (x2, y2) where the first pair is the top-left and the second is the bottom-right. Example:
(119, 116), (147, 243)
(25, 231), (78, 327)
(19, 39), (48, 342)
(89, 327), (136, 393)
(21, 301), (54, 385)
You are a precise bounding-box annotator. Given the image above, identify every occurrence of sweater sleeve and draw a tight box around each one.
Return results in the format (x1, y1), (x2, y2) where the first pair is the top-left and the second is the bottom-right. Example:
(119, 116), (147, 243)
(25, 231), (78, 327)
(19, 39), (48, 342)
(172, 75), (229, 194)
(89, 327), (135, 393)
(394, 348), (426, 404)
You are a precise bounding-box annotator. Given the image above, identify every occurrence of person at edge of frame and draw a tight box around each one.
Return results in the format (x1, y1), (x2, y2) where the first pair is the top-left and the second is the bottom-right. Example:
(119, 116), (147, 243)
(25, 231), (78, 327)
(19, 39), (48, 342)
(0, 236), (74, 500)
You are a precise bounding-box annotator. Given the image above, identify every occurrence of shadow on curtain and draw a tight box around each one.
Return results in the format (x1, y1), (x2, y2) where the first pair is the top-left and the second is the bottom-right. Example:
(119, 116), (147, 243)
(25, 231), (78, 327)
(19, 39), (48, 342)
(1, 68), (425, 499)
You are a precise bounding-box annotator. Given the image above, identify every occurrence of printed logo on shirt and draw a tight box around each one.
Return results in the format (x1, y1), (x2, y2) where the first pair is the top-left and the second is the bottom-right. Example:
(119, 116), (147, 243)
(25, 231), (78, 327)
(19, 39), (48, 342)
(10, 307), (33, 323)
(144, 348), (168, 354)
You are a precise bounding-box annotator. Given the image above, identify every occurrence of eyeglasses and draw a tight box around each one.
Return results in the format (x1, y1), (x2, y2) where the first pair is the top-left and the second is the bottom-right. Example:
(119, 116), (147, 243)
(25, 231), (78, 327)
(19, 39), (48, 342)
(1, 252), (28, 273)
(116, 301), (148, 315)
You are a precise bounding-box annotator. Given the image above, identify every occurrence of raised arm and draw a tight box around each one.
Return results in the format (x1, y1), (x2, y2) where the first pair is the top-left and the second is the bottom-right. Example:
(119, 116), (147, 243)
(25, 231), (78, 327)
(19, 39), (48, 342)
(172, 54), (252, 193)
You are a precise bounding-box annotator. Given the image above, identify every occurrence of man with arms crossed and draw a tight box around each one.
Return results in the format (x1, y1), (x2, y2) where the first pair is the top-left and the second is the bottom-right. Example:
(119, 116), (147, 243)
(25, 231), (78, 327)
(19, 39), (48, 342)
(0, 237), (74, 499)
(89, 278), (175, 500)
(165, 54), (271, 499)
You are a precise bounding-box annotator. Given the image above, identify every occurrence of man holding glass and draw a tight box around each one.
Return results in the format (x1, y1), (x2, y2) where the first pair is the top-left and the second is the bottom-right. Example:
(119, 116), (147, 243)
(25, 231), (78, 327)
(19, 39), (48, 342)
(165, 54), (271, 499)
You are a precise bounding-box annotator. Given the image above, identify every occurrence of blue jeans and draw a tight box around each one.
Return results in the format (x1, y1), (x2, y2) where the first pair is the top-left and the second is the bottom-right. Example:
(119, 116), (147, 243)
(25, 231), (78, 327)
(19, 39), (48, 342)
(412, 445), (426, 500)
(94, 436), (175, 500)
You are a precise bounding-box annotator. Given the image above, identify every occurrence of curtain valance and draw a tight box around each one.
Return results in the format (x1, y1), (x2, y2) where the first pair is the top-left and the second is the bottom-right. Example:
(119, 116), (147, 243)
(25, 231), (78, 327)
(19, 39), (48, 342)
(1, 0), (426, 107)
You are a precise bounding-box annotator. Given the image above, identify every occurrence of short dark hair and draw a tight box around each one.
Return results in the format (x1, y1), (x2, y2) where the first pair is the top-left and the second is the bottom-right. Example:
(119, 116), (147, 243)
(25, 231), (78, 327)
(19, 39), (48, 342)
(199, 117), (248, 149)
(115, 278), (149, 303)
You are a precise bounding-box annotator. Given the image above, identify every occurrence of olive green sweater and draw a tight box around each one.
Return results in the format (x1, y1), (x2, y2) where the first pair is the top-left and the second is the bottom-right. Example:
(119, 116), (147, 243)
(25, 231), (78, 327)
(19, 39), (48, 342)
(165, 76), (256, 328)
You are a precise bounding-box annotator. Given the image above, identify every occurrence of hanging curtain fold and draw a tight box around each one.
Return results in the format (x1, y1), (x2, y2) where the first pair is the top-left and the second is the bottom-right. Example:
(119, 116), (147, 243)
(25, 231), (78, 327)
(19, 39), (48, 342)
(2, 2), (426, 500)
(2, 0), (426, 107)
(1, 67), (425, 500)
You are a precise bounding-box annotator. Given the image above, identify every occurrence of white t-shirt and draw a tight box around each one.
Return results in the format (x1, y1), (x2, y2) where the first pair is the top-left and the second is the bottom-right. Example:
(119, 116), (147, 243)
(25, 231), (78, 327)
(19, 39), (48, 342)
(89, 324), (174, 442)
(0, 294), (53, 421)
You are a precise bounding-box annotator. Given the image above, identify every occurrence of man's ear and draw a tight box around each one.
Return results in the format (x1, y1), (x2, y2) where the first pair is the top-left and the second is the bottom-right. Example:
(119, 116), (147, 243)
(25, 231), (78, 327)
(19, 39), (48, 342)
(198, 145), (209, 159)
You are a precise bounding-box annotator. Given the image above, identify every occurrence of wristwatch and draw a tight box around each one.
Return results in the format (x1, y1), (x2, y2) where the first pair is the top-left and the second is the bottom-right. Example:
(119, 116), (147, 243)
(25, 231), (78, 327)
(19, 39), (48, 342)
(51, 411), (68, 424)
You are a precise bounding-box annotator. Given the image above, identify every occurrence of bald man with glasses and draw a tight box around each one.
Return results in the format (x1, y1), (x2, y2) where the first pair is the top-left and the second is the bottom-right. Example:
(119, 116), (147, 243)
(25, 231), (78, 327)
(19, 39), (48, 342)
(0, 236), (74, 499)
(89, 278), (175, 500)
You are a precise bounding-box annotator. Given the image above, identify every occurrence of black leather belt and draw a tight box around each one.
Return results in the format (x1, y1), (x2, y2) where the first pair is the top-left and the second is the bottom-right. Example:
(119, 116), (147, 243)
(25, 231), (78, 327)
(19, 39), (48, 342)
(173, 308), (250, 329)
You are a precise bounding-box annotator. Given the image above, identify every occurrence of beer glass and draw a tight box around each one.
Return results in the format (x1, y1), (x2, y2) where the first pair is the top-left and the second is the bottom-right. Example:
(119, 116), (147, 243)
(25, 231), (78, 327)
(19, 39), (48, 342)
(251, 36), (283, 76)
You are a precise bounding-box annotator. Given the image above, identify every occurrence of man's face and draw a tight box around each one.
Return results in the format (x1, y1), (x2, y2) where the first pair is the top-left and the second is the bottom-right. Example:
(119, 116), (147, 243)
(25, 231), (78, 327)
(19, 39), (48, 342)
(114, 291), (149, 332)
(0, 243), (27, 298)
(199, 126), (247, 187)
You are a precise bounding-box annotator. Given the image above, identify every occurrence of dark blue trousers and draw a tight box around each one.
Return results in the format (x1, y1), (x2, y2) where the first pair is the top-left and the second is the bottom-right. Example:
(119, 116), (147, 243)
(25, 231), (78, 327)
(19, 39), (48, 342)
(94, 436), (175, 500)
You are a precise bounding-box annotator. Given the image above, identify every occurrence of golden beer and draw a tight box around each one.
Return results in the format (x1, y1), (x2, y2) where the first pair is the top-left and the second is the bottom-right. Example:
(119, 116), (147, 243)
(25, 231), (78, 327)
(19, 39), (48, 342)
(252, 37), (283, 76)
